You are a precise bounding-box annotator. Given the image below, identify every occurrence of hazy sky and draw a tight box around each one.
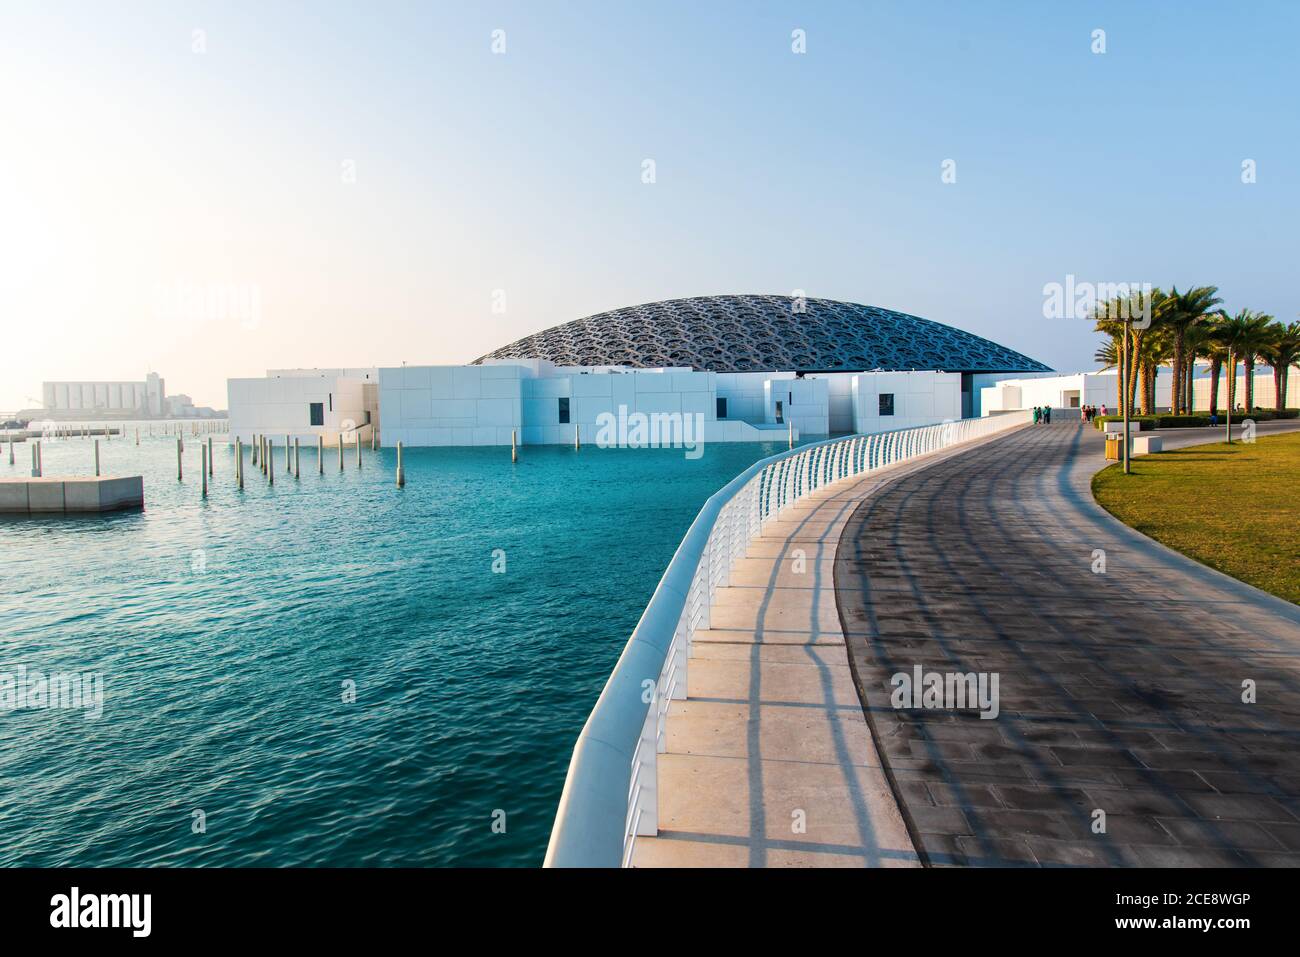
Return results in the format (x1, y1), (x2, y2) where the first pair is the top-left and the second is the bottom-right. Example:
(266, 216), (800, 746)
(2, 1), (1296, 411)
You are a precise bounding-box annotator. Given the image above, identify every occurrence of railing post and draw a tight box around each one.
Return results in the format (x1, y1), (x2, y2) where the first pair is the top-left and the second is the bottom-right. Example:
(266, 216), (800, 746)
(633, 707), (658, 839)
(697, 535), (712, 632)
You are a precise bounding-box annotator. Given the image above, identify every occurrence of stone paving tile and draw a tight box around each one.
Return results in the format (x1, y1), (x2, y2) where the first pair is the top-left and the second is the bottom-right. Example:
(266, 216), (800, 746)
(834, 421), (1300, 867)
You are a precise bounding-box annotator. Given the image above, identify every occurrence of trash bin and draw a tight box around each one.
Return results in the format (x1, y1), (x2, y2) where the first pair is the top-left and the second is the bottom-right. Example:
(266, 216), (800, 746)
(1105, 437), (1121, 460)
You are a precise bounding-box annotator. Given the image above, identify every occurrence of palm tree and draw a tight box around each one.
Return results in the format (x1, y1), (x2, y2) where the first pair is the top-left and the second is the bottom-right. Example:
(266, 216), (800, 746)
(1094, 288), (1171, 417)
(1094, 339), (1118, 369)
(1241, 313), (1275, 411)
(1259, 321), (1300, 412)
(1182, 317), (1219, 413)
(1164, 286), (1222, 414)
(1215, 310), (1274, 422)
(1142, 323), (1175, 415)
(1199, 327), (1231, 417)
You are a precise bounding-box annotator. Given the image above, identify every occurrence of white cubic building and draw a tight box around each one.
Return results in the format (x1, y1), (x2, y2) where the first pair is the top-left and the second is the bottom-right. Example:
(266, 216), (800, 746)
(227, 368), (378, 447)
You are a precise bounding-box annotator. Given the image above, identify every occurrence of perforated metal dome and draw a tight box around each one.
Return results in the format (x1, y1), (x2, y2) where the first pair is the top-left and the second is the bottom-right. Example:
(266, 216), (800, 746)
(474, 294), (1050, 374)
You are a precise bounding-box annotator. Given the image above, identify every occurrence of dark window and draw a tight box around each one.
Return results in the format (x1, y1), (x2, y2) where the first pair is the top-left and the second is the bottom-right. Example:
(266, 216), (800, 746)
(788, 391), (793, 405)
(716, 397), (727, 419)
(775, 400), (784, 424)
(328, 393), (333, 412)
(879, 393), (895, 416)
(558, 397), (570, 424)
(309, 402), (324, 426)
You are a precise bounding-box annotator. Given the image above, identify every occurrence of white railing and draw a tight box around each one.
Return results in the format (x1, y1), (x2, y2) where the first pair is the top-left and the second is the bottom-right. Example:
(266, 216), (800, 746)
(543, 410), (1032, 867)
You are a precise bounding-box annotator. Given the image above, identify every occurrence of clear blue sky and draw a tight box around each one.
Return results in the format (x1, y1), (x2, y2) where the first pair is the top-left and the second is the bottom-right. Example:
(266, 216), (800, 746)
(2, 1), (1296, 409)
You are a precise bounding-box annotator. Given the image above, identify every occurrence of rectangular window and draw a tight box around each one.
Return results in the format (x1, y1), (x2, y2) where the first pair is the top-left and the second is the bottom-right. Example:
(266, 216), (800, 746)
(328, 393), (333, 412)
(716, 397), (727, 419)
(775, 400), (784, 424)
(879, 393), (895, 416)
(309, 402), (324, 426)
(558, 397), (570, 424)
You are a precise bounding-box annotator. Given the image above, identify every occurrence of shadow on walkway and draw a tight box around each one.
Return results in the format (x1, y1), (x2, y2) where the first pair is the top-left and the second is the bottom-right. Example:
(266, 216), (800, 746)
(834, 421), (1300, 867)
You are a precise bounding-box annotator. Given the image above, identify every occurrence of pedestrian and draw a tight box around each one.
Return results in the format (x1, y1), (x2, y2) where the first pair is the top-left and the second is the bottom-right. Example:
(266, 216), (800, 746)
(1033, 406), (1041, 424)
(1044, 406), (1052, 424)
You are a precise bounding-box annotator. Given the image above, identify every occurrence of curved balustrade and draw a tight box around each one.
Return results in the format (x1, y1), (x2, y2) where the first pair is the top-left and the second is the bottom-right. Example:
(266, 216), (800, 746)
(544, 410), (1032, 867)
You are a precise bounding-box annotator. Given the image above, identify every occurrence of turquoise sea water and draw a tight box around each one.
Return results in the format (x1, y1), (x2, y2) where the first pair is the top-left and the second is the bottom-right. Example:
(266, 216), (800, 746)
(0, 432), (788, 866)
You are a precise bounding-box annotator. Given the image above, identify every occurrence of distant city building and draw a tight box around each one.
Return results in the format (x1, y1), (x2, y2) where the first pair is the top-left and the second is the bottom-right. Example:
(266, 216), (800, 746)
(42, 372), (163, 415)
(29, 371), (221, 420)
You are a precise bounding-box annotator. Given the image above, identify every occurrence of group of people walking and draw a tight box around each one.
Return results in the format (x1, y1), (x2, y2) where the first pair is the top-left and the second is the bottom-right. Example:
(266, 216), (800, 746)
(1081, 404), (1106, 423)
(1032, 406), (1052, 424)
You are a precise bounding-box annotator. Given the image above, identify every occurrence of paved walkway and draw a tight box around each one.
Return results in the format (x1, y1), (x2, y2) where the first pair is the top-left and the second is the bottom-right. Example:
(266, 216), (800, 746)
(631, 439), (1009, 867)
(835, 420), (1300, 866)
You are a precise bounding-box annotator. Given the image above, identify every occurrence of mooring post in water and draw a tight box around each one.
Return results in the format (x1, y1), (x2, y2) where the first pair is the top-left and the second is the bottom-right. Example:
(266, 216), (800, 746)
(268, 438), (274, 486)
(201, 444), (208, 497)
(252, 433), (258, 467)
(788, 419), (794, 449)
(294, 437), (300, 478)
(207, 436), (213, 475)
(317, 434), (323, 474)
(237, 438), (244, 490)
(356, 431), (362, 468)
(511, 429), (518, 463)
(31, 443), (39, 477)
(371, 429), (376, 451)
(8, 437), (13, 465)
(285, 434), (290, 471)
(337, 436), (343, 472)
(136, 428), (139, 446)
(177, 438), (183, 481)
(396, 441), (405, 487)
(37, 440), (42, 474)
(575, 424), (580, 451)
(94, 439), (100, 476)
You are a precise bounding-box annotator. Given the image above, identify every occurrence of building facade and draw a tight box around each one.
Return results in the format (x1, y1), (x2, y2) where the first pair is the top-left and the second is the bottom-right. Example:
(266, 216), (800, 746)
(227, 296), (1052, 447)
(982, 365), (1299, 416)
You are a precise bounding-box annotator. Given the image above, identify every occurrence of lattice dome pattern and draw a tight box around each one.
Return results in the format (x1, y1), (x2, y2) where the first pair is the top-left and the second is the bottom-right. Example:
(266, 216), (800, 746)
(475, 295), (1050, 374)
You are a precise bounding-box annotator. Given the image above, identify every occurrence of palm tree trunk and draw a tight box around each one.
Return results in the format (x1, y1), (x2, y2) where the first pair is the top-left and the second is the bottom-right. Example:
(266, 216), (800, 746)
(1172, 332), (1185, 414)
(1208, 358), (1221, 417)
(1186, 357), (1196, 411)
(1227, 356), (1238, 414)
(1244, 356), (1256, 411)
(1126, 333), (1141, 417)
(1140, 361), (1155, 415)
(1275, 365), (1285, 412)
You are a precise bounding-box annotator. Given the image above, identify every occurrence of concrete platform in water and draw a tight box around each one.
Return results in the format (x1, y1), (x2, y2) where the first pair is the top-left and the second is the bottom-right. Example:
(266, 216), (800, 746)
(0, 476), (144, 514)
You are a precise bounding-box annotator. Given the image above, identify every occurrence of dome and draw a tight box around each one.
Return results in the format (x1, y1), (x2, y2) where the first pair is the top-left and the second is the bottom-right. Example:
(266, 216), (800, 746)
(474, 294), (1050, 374)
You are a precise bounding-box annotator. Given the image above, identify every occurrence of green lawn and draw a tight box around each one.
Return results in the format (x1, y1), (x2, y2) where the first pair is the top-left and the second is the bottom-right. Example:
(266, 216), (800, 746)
(1092, 432), (1300, 604)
